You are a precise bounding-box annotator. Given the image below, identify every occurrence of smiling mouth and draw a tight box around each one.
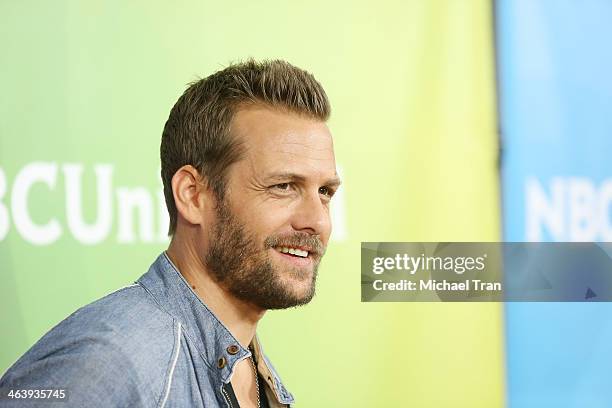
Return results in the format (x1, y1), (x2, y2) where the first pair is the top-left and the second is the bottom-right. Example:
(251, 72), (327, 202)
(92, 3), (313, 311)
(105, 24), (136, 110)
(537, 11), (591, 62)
(274, 246), (309, 258)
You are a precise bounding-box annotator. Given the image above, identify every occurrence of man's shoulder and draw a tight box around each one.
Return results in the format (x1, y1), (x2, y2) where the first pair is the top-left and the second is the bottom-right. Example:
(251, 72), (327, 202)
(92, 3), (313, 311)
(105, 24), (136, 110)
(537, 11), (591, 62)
(53, 282), (174, 339)
(36, 282), (176, 361)
(1, 283), (180, 406)
(71, 282), (171, 331)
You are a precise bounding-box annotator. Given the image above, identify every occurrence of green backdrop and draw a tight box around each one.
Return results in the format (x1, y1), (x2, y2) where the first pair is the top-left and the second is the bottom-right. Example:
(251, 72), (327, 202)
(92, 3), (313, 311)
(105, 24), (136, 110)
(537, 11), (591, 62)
(1, 1), (503, 406)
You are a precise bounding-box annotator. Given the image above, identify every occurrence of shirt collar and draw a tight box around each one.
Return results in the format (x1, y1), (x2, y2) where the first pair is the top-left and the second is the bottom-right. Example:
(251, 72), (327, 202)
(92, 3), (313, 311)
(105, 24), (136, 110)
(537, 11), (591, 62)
(137, 252), (295, 405)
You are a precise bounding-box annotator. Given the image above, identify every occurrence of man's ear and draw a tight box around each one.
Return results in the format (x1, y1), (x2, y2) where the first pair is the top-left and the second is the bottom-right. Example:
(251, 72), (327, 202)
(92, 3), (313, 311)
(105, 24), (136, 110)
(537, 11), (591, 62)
(171, 165), (213, 227)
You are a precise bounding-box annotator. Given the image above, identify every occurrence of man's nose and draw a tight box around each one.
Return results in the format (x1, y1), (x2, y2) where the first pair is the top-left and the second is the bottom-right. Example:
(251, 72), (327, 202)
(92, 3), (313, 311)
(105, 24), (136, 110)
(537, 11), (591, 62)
(291, 191), (330, 236)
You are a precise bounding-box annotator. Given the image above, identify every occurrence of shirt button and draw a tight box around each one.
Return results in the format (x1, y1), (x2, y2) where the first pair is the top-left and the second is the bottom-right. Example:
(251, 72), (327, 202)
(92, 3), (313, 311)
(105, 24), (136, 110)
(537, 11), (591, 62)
(217, 357), (226, 369)
(227, 345), (239, 355)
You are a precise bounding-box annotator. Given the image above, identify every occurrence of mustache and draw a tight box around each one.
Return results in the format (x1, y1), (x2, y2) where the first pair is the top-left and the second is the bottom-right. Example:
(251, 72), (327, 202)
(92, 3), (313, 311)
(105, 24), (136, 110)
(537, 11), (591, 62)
(264, 233), (325, 256)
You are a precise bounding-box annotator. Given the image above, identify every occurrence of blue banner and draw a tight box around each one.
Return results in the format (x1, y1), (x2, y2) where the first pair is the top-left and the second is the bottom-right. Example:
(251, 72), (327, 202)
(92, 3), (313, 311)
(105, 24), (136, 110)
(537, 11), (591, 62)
(497, 0), (612, 406)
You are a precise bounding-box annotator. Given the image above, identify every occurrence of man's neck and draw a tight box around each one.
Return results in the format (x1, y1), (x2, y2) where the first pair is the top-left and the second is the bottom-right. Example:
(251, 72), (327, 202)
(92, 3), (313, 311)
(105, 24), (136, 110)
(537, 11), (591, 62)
(166, 237), (266, 348)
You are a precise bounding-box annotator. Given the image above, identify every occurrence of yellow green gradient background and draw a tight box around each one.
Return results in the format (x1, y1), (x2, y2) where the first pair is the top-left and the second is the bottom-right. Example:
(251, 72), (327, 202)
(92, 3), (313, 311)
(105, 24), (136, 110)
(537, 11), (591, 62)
(0, 1), (503, 406)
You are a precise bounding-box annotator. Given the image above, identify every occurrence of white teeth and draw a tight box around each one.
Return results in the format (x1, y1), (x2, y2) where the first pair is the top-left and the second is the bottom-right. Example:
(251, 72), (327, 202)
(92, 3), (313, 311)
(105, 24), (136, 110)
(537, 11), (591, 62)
(276, 247), (309, 258)
(294, 249), (308, 257)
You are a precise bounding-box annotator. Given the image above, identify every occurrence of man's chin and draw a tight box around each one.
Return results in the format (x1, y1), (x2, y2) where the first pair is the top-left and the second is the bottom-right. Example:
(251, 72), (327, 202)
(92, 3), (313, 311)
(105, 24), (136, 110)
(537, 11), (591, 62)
(261, 292), (316, 310)
(251, 279), (316, 310)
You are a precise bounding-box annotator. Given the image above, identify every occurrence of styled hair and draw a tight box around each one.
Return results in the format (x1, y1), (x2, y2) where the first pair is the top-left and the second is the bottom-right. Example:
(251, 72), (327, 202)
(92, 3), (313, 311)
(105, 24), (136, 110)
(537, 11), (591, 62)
(160, 59), (331, 235)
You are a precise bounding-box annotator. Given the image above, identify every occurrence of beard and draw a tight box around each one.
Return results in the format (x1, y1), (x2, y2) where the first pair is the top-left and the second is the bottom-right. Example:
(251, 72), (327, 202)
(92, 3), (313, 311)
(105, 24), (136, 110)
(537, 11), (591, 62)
(204, 201), (325, 310)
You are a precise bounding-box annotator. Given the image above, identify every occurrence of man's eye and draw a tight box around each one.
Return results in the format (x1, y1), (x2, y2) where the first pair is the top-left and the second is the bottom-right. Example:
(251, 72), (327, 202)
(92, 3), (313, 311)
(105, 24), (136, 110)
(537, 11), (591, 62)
(273, 183), (290, 191)
(319, 186), (333, 197)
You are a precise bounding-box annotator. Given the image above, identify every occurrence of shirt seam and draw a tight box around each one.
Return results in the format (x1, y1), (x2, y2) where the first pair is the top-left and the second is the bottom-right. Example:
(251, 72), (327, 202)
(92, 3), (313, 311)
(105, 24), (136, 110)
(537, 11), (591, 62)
(137, 276), (215, 372)
(159, 320), (182, 408)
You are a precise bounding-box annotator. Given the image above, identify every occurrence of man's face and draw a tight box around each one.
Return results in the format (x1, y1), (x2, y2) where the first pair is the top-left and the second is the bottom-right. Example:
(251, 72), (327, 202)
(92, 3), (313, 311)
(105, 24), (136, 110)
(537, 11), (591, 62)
(203, 106), (339, 309)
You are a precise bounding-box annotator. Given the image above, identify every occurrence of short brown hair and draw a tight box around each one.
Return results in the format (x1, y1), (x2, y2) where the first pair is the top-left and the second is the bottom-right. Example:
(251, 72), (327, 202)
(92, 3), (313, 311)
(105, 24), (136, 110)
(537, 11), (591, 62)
(160, 59), (331, 235)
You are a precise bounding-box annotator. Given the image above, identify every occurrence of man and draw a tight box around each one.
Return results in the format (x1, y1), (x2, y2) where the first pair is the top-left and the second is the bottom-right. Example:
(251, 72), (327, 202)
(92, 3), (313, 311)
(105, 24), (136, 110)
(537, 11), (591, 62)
(0, 60), (340, 407)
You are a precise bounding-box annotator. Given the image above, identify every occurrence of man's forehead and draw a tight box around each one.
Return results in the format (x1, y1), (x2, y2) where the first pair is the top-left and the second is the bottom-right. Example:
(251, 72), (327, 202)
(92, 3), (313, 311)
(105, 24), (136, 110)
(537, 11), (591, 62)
(233, 106), (331, 141)
(232, 106), (336, 173)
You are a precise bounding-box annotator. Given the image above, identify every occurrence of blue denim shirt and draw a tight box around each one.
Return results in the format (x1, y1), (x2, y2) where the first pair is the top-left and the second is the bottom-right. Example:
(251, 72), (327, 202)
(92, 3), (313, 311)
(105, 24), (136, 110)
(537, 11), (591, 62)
(0, 253), (295, 407)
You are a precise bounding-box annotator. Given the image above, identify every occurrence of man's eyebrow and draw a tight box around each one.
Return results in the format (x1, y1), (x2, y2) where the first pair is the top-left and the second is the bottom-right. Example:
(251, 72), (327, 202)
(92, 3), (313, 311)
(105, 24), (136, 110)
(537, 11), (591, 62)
(265, 172), (342, 187)
(324, 176), (342, 188)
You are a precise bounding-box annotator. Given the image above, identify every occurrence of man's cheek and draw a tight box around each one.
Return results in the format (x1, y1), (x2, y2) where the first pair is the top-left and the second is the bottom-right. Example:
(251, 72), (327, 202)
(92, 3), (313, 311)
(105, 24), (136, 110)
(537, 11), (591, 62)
(260, 206), (292, 229)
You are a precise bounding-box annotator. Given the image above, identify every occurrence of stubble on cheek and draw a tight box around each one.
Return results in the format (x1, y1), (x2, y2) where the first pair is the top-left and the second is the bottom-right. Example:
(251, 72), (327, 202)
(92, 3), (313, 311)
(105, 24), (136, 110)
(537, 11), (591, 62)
(203, 202), (322, 309)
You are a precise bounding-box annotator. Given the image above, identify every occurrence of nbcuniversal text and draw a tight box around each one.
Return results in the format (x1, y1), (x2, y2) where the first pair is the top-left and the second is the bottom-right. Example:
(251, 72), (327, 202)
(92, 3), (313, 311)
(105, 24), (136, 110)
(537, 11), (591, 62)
(0, 162), (346, 245)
